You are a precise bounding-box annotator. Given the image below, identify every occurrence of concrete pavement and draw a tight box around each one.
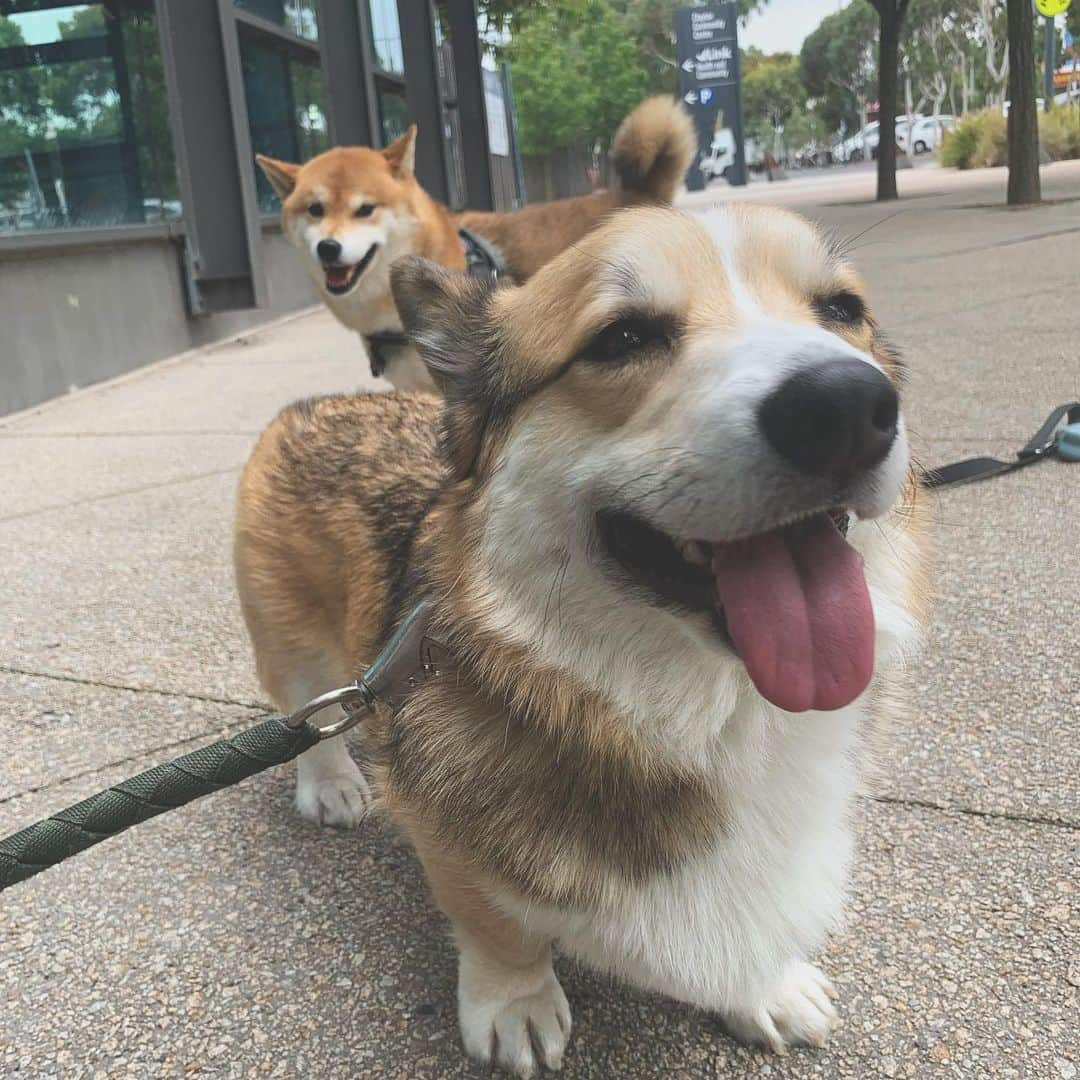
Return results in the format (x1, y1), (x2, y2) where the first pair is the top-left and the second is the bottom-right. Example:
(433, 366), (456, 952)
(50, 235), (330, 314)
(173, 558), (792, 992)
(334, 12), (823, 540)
(2, 161), (1078, 1078)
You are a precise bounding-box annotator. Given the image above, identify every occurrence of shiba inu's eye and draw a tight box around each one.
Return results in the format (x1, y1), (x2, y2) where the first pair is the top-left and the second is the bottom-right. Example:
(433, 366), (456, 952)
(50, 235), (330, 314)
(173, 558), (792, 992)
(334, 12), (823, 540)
(815, 291), (865, 326)
(355, 203), (376, 218)
(307, 202), (325, 218)
(585, 314), (675, 365)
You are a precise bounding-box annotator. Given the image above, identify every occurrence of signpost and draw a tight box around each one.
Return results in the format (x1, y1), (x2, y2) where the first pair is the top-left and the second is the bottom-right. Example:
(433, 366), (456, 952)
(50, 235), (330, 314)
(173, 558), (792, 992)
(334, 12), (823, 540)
(676, 3), (747, 190)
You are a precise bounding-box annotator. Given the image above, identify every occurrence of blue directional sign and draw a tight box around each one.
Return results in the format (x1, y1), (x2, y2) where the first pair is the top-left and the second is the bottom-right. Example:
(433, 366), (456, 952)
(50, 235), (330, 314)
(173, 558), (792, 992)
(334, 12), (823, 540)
(676, 3), (747, 190)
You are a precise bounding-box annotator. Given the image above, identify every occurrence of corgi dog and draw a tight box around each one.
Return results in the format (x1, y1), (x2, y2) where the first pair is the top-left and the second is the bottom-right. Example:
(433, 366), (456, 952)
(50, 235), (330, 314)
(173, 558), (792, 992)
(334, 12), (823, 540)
(255, 96), (695, 392)
(234, 205), (929, 1076)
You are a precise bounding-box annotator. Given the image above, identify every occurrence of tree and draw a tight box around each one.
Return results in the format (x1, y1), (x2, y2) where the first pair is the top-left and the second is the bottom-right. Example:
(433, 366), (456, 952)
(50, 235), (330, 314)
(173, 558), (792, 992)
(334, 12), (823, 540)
(505, 0), (649, 195)
(742, 51), (803, 150)
(800, 3), (878, 136)
(868, 0), (913, 201)
(1005, 0), (1039, 204)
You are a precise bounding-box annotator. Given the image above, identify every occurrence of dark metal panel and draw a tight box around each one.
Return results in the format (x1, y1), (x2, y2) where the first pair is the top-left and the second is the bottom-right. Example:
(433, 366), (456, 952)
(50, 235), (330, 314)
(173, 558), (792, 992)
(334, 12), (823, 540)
(315, 0), (375, 145)
(396, 0), (449, 201)
(155, 0), (266, 313)
(445, 0), (493, 210)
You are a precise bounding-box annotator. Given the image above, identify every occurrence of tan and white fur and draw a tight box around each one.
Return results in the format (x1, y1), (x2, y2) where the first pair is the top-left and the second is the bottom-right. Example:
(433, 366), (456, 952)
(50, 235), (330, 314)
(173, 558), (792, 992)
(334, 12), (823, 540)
(256, 96), (695, 392)
(235, 204), (929, 1076)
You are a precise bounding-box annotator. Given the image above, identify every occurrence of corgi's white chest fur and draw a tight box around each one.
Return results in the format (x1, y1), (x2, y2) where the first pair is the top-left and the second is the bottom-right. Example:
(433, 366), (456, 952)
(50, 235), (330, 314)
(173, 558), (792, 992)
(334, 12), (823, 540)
(497, 699), (860, 1011)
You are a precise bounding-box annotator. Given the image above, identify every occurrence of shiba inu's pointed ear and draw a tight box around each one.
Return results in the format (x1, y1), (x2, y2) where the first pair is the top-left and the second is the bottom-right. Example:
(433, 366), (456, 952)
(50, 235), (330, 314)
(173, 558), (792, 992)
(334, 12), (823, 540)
(256, 155), (300, 200)
(391, 256), (490, 397)
(383, 125), (417, 178)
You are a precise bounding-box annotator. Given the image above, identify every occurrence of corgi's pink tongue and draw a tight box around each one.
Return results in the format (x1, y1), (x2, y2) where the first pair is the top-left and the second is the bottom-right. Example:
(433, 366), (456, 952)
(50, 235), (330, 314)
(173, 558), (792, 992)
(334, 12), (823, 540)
(711, 514), (874, 713)
(326, 265), (351, 287)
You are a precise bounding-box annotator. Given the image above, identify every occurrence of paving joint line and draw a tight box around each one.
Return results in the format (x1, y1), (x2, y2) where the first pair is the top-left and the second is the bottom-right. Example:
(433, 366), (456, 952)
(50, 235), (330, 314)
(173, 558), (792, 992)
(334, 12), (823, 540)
(866, 793), (1077, 832)
(0, 465), (242, 524)
(0, 717), (268, 808)
(0, 663), (267, 712)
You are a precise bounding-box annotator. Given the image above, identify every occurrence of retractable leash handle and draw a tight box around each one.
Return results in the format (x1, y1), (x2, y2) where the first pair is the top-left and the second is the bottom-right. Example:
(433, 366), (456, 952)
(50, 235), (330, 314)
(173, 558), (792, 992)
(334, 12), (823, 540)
(0, 603), (441, 893)
(923, 402), (1080, 488)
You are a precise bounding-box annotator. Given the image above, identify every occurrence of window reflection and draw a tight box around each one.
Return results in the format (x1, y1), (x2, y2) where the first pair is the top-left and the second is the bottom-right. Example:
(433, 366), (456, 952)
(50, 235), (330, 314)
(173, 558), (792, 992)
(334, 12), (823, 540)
(234, 0), (318, 42)
(0, 1), (179, 234)
(368, 0), (402, 75)
(239, 33), (329, 211)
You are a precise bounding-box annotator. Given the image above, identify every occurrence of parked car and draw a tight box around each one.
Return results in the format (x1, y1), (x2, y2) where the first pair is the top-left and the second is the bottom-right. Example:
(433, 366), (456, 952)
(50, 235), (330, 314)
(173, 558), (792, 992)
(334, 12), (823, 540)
(898, 115), (955, 154)
(834, 121), (877, 163)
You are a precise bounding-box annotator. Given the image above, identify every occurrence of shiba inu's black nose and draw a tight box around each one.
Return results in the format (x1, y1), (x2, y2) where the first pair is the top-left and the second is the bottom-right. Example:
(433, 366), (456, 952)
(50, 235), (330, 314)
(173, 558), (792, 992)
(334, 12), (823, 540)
(759, 358), (898, 479)
(317, 238), (342, 263)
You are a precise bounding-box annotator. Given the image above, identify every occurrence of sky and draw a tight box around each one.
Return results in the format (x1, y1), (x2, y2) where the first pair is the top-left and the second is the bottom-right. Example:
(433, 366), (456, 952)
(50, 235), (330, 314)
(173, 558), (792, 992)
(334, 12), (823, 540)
(740, 0), (847, 57)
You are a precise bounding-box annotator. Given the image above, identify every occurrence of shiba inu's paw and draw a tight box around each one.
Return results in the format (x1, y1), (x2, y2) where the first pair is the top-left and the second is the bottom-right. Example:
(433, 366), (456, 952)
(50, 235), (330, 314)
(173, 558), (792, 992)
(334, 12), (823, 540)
(459, 961), (571, 1077)
(723, 961), (839, 1054)
(295, 767), (371, 828)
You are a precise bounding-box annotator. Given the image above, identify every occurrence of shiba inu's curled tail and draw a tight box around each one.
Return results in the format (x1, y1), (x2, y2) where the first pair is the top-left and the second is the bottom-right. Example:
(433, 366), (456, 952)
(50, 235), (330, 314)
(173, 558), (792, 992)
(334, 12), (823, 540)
(611, 96), (696, 204)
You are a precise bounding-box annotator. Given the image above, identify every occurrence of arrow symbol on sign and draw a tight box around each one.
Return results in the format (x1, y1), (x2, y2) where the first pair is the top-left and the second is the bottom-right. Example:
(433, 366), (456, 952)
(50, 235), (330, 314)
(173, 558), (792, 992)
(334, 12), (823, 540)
(683, 90), (698, 105)
(681, 58), (694, 73)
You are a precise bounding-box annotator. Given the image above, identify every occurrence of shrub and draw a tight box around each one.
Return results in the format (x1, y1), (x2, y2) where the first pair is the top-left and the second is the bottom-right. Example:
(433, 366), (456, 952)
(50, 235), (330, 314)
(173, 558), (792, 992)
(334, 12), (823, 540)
(942, 104), (1080, 169)
(1041, 105), (1080, 161)
(941, 112), (983, 168)
(971, 110), (1007, 168)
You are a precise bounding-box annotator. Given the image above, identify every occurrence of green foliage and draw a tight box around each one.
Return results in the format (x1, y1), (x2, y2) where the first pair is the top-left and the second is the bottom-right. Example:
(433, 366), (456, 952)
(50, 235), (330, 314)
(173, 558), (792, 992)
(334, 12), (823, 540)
(939, 107), (1004, 167)
(742, 51), (805, 143)
(939, 110), (982, 166)
(505, 0), (647, 156)
(800, 2), (879, 134)
(1040, 104), (1080, 161)
(943, 107), (1080, 171)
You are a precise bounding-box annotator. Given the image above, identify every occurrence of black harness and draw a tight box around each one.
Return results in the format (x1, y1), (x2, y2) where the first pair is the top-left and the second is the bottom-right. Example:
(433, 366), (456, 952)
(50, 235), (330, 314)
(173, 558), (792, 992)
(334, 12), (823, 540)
(364, 227), (506, 380)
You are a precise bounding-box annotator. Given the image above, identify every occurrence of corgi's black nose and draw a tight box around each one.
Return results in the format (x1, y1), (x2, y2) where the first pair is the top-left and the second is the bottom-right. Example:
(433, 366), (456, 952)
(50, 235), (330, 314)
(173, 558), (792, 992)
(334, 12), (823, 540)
(317, 238), (342, 264)
(759, 358), (899, 479)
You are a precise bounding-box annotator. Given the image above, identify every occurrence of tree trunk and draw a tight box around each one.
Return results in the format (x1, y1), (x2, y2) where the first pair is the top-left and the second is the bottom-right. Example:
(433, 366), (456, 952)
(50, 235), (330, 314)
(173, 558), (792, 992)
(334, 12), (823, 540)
(1006, 0), (1041, 205)
(877, 8), (901, 201)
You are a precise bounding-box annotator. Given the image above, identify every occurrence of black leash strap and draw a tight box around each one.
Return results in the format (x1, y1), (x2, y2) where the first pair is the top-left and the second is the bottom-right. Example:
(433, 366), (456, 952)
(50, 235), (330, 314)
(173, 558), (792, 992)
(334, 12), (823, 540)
(0, 716), (320, 892)
(923, 402), (1080, 489)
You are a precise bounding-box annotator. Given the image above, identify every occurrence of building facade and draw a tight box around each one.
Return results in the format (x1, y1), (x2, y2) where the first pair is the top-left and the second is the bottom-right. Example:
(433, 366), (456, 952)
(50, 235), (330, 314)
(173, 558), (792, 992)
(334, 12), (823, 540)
(0, 0), (519, 415)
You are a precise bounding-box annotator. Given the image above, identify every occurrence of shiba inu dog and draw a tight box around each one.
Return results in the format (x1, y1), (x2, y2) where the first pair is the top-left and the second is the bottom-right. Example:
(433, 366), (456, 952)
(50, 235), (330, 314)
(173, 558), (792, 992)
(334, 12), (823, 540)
(255, 96), (695, 391)
(234, 205), (929, 1075)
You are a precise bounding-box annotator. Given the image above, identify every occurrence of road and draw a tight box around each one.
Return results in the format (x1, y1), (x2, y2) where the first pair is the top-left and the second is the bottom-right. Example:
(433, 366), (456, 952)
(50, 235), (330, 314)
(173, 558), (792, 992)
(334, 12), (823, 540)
(2, 160), (1078, 1078)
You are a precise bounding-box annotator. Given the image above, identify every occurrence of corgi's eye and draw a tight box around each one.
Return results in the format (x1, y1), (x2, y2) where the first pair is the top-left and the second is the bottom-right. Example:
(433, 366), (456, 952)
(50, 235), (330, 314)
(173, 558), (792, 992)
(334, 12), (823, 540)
(307, 202), (324, 218)
(816, 291), (865, 325)
(584, 314), (675, 365)
(355, 203), (376, 218)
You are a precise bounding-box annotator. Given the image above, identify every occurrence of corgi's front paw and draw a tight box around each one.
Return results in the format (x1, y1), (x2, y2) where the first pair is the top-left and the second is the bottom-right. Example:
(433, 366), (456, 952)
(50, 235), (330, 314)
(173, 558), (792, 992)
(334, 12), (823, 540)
(295, 769), (371, 828)
(724, 960), (839, 1053)
(458, 957), (571, 1077)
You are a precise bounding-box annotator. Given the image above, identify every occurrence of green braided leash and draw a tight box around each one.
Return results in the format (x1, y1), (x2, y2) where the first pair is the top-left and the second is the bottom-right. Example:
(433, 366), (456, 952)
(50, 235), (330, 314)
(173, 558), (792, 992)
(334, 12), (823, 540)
(0, 716), (319, 892)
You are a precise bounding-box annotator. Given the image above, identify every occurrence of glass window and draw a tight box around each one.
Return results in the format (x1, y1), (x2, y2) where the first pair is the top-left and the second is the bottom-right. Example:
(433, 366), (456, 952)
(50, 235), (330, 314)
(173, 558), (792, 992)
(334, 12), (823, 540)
(0, 1), (180, 235)
(368, 0), (402, 75)
(238, 33), (329, 212)
(377, 88), (409, 145)
(234, 0), (318, 42)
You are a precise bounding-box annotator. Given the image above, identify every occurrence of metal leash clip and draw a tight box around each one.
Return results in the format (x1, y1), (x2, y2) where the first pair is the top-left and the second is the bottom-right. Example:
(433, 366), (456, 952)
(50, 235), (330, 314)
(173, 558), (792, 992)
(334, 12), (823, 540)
(285, 682), (377, 740)
(284, 601), (445, 738)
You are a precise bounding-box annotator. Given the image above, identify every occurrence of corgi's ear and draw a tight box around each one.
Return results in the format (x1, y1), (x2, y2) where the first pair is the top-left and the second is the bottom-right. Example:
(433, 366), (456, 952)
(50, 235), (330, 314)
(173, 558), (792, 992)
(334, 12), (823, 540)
(391, 256), (491, 398)
(391, 256), (499, 476)
(256, 155), (300, 200)
(383, 125), (417, 178)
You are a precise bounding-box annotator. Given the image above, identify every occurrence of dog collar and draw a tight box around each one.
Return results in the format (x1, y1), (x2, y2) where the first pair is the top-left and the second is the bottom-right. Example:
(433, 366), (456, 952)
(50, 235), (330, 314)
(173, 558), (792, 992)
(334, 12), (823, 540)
(359, 600), (455, 713)
(365, 329), (410, 379)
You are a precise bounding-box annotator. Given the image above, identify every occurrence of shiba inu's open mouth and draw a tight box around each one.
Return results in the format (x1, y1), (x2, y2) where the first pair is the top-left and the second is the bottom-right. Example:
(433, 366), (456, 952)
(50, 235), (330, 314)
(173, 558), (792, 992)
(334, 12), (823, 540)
(323, 244), (378, 296)
(596, 507), (872, 713)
